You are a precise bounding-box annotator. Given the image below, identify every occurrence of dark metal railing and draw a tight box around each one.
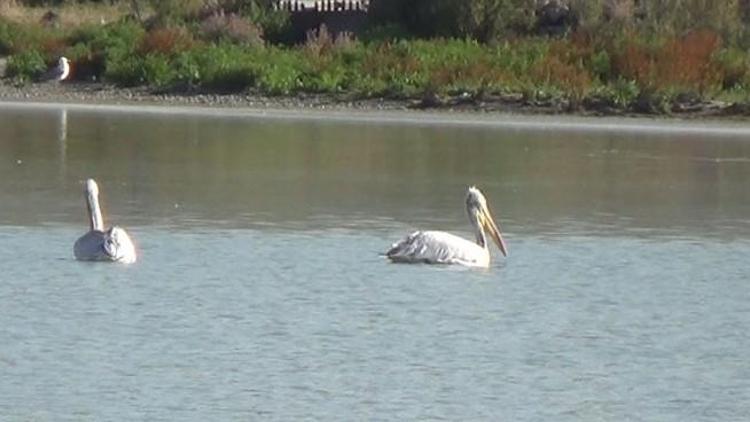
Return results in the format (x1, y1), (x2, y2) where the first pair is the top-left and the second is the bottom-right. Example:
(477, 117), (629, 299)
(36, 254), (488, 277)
(275, 0), (369, 12)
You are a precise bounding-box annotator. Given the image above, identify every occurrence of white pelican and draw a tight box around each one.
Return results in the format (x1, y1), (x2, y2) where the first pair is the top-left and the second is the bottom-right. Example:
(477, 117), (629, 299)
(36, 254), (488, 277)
(386, 186), (508, 267)
(73, 179), (136, 264)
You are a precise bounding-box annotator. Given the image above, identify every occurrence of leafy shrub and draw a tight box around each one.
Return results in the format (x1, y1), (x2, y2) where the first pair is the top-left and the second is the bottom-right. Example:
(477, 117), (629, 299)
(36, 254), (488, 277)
(715, 47), (749, 89)
(6, 49), (46, 82)
(105, 53), (145, 86)
(100, 20), (146, 50)
(89, 21), (144, 84)
(60, 21), (143, 82)
(141, 53), (176, 86)
(256, 48), (305, 94)
(172, 50), (201, 86)
(593, 77), (640, 107)
(588, 50), (611, 82)
(192, 43), (259, 90)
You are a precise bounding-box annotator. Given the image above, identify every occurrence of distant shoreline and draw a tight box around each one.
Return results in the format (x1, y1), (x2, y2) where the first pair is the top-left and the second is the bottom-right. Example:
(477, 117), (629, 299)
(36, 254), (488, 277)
(2, 81), (750, 132)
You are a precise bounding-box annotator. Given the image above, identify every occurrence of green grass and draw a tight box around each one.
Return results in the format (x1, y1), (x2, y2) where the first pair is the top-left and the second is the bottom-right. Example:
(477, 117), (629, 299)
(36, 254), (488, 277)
(1, 16), (750, 112)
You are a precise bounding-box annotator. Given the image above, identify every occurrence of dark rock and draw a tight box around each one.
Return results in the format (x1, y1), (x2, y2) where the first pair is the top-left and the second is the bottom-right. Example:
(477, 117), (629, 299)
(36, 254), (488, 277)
(410, 91), (444, 109)
(536, 1), (576, 36)
(673, 91), (701, 106)
(633, 92), (669, 114)
(672, 101), (705, 113)
(40, 10), (60, 29)
(582, 96), (620, 115)
(721, 102), (750, 116)
(448, 92), (476, 107)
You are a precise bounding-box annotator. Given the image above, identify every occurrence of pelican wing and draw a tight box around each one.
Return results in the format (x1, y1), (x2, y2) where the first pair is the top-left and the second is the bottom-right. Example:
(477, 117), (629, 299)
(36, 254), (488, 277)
(386, 230), (488, 267)
(103, 227), (137, 263)
(74, 230), (112, 261)
(40, 62), (64, 82)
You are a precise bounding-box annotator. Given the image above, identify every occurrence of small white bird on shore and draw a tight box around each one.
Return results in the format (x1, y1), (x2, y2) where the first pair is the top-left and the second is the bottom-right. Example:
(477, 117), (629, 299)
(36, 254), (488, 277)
(386, 186), (508, 268)
(74, 179), (136, 264)
(43, 56), (70, 82)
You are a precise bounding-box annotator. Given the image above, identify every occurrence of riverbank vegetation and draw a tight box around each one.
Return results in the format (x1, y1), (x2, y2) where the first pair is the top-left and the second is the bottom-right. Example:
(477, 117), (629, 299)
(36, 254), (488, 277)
(1, 0), (750, 114)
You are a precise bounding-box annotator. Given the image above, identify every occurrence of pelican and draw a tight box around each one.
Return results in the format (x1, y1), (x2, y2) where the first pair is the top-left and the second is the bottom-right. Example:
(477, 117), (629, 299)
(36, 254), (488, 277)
(73, 179), (136, 264)
(386, 186), (508, 267)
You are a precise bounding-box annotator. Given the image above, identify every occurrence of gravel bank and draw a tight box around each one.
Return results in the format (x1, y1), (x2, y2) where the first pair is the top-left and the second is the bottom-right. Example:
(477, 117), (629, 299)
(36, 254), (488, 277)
(0, 81), (410, 111)
(1, 80), (749, 119)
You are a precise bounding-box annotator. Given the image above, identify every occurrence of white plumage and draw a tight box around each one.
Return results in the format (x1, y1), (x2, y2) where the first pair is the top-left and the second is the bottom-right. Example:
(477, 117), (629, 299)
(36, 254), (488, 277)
(43, 56), (70, 82)
(386, 187), (508, 268)
(73, 179), (136, 264)
(57, 57), (70, 81)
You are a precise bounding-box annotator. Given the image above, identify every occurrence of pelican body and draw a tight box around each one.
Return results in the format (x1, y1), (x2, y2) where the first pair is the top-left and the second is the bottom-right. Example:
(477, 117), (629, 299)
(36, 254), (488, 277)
(386, 187), (508, 267)
(73, 179), (136, 264)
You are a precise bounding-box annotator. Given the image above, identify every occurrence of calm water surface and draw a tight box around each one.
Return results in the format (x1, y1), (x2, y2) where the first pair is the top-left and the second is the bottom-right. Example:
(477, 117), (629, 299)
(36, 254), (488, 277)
(0, 104), (749, 421)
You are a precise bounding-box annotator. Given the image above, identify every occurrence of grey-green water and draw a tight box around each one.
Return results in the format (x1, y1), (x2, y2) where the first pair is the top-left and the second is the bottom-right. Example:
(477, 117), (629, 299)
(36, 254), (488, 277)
(1, 103), (749, 421)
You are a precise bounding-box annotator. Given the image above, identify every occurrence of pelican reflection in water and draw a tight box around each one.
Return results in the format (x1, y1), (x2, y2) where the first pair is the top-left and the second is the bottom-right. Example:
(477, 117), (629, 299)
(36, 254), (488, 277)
(74, 179), (136, 263)
(386, 187), (508, 267)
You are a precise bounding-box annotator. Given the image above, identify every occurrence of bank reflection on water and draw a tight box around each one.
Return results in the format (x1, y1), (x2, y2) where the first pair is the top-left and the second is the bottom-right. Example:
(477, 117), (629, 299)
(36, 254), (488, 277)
(0, 105), (749, 237)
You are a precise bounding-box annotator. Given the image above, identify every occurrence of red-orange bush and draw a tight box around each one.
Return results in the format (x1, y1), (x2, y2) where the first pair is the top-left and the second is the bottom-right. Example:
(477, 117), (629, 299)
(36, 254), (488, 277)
(532, 54), (593, 101)
(428, 59), (511, 91)
(657, 30), (722, 92)
(139, 26), (194, 56)
(613, 29), (723, 93)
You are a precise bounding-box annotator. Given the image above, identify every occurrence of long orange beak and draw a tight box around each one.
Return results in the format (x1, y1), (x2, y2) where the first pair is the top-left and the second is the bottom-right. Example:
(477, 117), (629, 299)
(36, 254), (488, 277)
(481, 206), (508, 257)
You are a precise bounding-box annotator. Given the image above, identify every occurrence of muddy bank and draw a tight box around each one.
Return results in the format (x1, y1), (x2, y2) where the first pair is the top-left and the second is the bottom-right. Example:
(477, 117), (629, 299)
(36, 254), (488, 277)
(1, 80), (749, 120)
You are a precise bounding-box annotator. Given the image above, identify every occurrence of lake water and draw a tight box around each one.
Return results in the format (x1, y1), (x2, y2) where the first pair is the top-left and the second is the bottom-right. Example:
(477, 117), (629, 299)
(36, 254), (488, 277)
(0, 103), (749, 421)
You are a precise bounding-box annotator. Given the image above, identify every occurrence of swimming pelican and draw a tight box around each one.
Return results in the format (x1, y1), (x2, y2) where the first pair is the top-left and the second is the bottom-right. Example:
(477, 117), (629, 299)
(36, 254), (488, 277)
(386, 186), (508, 267)
(73, 179), (136, 264)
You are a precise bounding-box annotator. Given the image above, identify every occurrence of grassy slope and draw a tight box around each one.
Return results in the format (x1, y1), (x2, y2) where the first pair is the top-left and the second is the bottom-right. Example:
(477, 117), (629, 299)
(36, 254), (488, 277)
(1, 3), (749, 114)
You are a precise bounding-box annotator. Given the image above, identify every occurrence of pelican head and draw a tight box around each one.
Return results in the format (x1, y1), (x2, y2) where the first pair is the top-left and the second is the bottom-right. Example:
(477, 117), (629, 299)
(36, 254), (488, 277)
(85, 178), (99, 197)
(466, 186), (508, 257)
(84, 178), (104, 231)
